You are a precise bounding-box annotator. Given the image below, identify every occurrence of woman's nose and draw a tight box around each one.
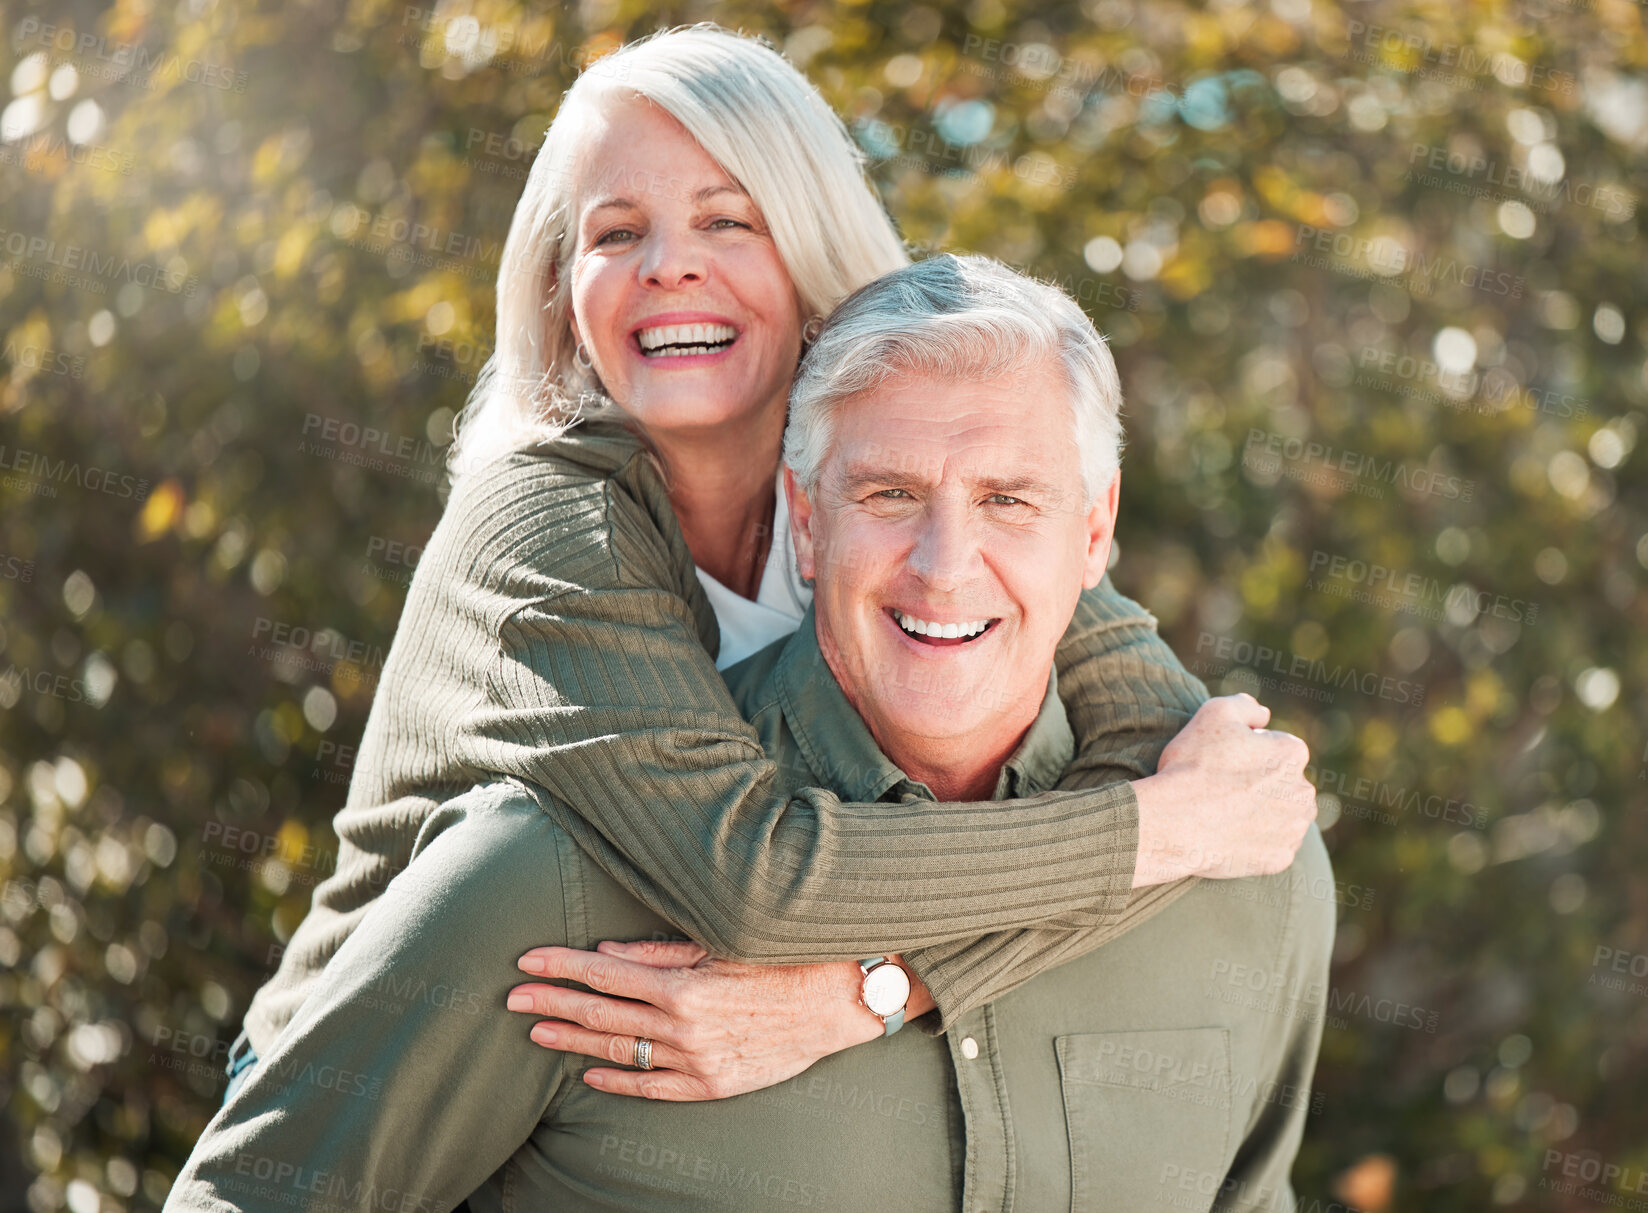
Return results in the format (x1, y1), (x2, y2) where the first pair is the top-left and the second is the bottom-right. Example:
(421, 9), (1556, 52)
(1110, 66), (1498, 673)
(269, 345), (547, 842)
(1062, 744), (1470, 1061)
(639, 226), (706, 290)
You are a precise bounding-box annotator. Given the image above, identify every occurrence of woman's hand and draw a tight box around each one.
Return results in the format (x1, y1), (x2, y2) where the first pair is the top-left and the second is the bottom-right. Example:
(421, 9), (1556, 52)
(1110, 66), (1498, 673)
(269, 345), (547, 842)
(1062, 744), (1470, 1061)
(507, 940), (934, 1100)
(1131, 692), (1318, 886)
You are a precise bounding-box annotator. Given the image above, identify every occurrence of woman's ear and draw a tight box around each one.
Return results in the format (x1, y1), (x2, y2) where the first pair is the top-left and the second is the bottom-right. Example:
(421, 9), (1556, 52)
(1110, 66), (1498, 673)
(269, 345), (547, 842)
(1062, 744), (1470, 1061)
(1081, 471), (1121, 589)
(784, 466), (818, 582)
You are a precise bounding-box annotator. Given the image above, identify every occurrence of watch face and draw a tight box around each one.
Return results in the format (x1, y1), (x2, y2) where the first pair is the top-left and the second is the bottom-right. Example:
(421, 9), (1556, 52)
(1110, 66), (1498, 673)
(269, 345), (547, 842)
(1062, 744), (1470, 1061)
(863, 963), (910, 1017)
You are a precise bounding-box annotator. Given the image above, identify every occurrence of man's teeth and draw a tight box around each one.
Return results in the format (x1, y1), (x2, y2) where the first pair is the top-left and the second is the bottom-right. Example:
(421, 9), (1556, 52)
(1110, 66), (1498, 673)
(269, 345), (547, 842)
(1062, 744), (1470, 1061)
(636, 323), (737, 356)
(892, 610), (994, 639)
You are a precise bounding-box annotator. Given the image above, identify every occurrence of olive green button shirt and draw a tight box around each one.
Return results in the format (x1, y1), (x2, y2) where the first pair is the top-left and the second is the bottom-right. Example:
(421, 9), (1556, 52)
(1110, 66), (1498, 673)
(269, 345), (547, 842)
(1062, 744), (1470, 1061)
(169, 607), (1334, 1213)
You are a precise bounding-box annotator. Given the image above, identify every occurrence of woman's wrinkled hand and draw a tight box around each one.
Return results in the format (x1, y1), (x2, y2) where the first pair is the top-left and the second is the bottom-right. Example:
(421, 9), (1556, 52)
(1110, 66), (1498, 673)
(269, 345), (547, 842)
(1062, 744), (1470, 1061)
(1131, 692), (1318, 886)
(506, 940), (926, 1101)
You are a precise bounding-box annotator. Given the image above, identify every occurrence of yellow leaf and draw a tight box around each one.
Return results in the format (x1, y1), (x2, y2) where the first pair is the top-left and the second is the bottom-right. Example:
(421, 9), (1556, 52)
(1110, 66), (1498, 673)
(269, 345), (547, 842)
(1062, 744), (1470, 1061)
(1430, 705), (1471, 746)
(136, 479), (185, 542)
(275, 820), (310, 866)
(273, 225), (312, 280)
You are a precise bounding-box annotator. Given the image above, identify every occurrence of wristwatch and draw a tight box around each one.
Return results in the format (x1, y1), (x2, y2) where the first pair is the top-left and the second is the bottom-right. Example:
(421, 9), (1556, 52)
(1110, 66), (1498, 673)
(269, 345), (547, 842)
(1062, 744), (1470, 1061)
(858, 956), (911, 1037)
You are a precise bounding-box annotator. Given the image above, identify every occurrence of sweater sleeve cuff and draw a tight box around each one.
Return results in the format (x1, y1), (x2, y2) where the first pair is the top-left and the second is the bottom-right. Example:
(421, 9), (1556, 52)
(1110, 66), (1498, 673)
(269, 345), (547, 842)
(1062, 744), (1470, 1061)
(901, 784), (1140, 1035)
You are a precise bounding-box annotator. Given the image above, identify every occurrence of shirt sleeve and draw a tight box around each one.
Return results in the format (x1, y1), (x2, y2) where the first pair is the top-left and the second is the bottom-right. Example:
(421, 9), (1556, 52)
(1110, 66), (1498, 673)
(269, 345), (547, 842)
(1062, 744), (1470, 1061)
(457, 462), (1206, 964)
(1212, 826), (1337, 1212)
(165, 784), (574, 1213)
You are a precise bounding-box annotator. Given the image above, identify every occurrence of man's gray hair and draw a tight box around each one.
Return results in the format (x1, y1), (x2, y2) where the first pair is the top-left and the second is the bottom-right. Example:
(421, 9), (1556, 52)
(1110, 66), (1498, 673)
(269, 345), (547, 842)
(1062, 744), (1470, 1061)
(784, 254), (1124, 506)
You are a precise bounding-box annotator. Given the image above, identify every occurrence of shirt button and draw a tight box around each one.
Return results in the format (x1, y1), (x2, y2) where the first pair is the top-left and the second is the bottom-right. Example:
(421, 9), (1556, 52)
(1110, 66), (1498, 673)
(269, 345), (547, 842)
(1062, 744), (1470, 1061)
(960, 1036), (980, 1060)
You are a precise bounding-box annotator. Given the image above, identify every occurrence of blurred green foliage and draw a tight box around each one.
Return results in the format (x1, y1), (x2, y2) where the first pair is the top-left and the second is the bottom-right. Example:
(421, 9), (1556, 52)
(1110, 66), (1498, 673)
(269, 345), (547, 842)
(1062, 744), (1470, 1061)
(0, 0), (1644, 1209)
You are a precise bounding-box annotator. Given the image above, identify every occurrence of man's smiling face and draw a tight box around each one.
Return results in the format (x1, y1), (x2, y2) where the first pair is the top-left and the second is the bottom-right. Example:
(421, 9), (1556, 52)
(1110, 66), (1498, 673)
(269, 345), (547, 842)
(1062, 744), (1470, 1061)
(786, 360), (1119, 758)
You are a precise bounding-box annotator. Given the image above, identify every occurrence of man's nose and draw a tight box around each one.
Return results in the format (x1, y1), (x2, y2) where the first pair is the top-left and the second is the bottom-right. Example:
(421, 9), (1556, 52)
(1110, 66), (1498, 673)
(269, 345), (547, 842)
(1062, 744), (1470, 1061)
(639, 225), (706, 290)
(907, 508), (981, 592)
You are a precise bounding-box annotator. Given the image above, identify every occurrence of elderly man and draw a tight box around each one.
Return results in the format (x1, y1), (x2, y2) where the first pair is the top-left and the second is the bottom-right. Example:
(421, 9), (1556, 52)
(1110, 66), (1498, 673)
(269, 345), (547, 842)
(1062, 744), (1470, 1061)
(168, 256), (1332, 1213)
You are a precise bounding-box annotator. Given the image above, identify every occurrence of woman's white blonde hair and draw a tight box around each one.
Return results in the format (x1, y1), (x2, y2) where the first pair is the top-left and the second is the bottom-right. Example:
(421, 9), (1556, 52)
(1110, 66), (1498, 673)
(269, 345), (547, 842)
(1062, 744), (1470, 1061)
(449, 23), (910, 476)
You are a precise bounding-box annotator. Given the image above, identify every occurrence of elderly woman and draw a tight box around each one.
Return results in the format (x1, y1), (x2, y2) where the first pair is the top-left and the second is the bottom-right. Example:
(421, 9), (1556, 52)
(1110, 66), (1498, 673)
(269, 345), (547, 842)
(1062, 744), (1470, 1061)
(224, 24), (1314, 1105)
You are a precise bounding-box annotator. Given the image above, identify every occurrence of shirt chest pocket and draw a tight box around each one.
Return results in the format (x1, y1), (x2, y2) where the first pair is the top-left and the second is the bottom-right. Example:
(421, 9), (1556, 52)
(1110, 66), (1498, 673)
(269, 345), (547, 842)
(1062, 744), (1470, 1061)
(1056, 1028), (1234, 1213)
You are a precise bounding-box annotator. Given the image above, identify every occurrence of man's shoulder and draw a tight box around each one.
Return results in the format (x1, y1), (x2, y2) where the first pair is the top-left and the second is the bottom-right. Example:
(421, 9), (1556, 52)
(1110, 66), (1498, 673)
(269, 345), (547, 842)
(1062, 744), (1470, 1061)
(1182, 824), (1336, 941)
(1295, 823), (1333, 882)
(430, 780), (692, 946)
(1200, 824), (1336, 972)
(1288, 823), (1339, 943)
(408, 780), (580, 874)
(719, 635), (791, 730)
(1285, 824), (1335, 915)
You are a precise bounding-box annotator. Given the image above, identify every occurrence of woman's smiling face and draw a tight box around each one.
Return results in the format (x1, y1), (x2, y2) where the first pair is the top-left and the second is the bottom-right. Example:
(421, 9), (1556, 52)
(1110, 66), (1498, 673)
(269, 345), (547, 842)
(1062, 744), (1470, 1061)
(567, 93), (807, 439)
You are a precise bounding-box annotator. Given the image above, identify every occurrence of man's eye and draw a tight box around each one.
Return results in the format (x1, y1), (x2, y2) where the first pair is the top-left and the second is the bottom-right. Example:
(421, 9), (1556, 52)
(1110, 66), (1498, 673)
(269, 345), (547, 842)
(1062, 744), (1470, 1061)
(873, 488), (910, 500)
(988, 494), (1025, 506)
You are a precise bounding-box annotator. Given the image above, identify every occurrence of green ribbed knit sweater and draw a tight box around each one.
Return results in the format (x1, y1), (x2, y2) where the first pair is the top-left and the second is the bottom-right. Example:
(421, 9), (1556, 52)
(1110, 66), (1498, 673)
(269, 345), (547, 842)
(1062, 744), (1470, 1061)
(242, 418), (1208, 1051)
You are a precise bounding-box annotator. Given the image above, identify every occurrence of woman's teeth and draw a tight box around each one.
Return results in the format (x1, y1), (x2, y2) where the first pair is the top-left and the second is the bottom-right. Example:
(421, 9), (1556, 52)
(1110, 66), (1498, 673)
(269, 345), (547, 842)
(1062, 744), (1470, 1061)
(892, 610), (995, 640)
(636, 323), (737, 357)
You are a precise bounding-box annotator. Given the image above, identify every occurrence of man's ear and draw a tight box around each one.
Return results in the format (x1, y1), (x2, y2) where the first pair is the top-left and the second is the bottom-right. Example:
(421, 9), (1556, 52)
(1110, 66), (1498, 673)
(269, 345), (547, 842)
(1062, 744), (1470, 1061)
(1080, 471), (1121, 589)
(783, 465), (818, 582)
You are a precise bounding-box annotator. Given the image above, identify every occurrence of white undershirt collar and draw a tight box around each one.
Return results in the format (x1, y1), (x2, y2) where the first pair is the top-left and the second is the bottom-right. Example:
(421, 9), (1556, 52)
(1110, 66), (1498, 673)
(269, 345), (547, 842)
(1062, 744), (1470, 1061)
(694, 467), (814, 670)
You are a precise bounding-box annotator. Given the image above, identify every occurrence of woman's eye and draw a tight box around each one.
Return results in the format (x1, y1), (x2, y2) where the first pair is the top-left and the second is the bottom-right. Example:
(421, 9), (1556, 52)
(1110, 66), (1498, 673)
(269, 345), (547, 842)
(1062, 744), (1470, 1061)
(594, 228), (637, 246)
(708, 217), (749, 230)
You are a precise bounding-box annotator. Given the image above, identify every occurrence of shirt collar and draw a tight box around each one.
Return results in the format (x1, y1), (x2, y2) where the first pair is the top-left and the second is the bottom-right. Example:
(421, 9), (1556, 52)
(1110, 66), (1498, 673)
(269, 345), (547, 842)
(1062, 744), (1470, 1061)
(694, 466), (815, 670)
(771, 603), (1074, 803)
